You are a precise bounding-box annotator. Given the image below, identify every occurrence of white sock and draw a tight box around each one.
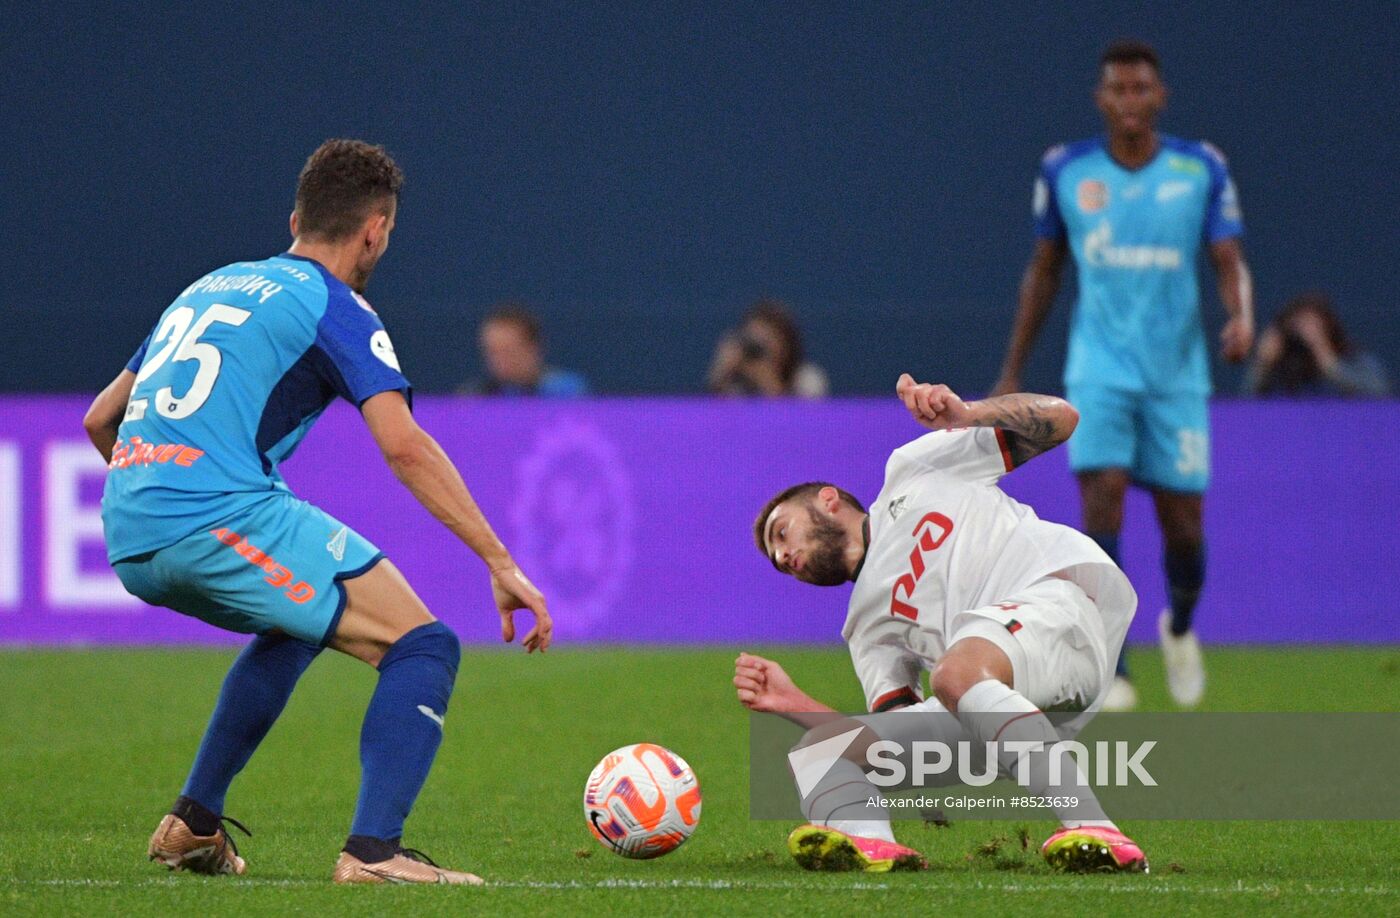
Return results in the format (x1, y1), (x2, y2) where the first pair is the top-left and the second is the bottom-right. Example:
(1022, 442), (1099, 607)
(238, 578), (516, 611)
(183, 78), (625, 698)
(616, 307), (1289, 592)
(792, 754), (896, 843)
(956, 679), (1117, 831)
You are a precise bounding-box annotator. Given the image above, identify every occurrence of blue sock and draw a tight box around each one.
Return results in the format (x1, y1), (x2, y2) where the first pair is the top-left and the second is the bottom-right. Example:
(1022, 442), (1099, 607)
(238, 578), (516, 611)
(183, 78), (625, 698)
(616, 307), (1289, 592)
(1087, 531), (1131, 679)
(1165, 542), (1206, 636)
(182, 633), (322, 814)
(349, 621), (460, 843)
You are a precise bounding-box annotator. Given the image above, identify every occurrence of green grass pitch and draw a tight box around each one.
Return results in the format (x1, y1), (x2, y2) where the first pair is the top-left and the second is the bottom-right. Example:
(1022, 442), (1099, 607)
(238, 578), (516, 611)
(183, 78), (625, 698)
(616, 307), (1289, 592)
(1, 645), (1396, 916)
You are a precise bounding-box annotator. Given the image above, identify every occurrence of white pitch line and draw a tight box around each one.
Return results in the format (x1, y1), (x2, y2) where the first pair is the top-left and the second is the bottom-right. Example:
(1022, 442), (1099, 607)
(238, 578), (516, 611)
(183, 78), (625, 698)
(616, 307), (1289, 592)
(10, 877), (1397, 895)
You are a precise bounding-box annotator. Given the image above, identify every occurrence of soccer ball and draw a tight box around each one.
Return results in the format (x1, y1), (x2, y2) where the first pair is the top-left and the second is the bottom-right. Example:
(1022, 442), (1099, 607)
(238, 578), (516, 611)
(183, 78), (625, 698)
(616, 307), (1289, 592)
(583, 743), (702, 858)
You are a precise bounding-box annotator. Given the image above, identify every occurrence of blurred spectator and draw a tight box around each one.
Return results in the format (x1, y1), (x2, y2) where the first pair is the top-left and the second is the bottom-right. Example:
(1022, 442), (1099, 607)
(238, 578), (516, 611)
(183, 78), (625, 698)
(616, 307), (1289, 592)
(1243, 293), (1391, 397)
(707, 300), (829, 397)
(461, 305), (588, 397)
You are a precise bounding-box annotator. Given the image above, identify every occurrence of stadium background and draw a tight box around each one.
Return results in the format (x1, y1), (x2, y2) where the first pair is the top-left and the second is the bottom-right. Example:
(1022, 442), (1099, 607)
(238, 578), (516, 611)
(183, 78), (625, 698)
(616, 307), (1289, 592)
(6, 2), (1398, 395)
(2, 4), (1397, 913)
(2, 1), (1396, 647)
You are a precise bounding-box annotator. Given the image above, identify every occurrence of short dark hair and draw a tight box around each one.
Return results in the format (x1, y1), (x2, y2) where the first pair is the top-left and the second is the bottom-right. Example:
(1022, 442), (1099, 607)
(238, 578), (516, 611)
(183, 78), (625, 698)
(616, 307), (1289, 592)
(753, 482), (865, 556)
(483, 304), (543, 345)
(1100, 39), (1161, 74)
(294, 139), (404, 241)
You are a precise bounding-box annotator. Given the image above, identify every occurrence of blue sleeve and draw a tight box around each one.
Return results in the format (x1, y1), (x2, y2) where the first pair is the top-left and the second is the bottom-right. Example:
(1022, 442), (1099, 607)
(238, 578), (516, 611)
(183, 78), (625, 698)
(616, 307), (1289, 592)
(1032, 148), (1067, 241)
(313, 286), (413, 408)
(1201, 142), (1244, 243)
(541, 369), (588, 397)
(125, 332), (152, 373)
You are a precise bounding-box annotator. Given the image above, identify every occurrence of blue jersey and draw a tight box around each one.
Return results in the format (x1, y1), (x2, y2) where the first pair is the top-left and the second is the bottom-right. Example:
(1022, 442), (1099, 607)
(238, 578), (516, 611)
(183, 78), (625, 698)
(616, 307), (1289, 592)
(1033, 135), (1243, 394)
(102, 254), (411, 562)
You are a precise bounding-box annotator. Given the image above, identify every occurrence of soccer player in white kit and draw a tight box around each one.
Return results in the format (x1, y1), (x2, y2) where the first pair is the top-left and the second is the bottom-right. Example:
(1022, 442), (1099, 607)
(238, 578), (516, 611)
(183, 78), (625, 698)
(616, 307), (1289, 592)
(736, 374), (1147, 873)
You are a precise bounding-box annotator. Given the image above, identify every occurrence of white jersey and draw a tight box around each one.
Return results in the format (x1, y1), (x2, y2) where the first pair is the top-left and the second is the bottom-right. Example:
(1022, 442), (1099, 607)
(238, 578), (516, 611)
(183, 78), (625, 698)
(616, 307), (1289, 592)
(842, 427), (1136, 712)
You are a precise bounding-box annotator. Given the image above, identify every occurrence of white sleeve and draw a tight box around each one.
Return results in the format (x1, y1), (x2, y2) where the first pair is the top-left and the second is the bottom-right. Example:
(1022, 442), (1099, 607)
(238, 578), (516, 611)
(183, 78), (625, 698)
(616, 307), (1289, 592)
(887, 427), (1012, 485)
(849, 639), (925, 712)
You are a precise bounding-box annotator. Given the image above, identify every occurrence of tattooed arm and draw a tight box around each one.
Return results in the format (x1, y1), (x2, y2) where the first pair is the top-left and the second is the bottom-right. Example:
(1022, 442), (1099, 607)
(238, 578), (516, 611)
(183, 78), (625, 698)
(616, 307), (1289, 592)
(895, 373), (1079, 468)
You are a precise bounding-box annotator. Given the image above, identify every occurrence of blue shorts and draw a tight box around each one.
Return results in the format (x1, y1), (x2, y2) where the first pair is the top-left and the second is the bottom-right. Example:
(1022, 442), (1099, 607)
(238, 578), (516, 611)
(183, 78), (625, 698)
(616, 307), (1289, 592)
(1065, 385), (1210, 493)
(113, 493), (383, 645)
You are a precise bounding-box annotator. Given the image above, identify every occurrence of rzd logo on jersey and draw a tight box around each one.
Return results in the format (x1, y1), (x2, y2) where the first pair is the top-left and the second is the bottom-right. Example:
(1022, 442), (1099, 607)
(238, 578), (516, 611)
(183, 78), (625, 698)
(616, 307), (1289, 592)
(890, 512), (954, 621)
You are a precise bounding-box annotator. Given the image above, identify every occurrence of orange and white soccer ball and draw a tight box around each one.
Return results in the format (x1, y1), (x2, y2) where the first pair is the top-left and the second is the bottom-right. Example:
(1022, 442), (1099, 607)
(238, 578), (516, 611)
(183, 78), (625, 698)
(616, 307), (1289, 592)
(583, 743), (702, 858)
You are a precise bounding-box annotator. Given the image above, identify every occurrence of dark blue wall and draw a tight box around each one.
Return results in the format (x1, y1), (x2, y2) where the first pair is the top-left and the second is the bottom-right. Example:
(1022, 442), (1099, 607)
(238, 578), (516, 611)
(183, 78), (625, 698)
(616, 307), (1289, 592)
(6, 2), (1397, 395)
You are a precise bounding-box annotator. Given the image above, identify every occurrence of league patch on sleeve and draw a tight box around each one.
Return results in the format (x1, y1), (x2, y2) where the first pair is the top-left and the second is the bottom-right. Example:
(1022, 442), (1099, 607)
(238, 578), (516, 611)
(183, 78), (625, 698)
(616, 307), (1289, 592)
(370, 330), (401, 371)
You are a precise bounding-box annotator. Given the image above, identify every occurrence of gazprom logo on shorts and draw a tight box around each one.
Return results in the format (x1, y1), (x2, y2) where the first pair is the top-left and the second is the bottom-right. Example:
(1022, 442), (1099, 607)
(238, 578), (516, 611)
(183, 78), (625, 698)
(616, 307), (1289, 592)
(1084, 221), (1182, 270)
(210, 528), (315, 604)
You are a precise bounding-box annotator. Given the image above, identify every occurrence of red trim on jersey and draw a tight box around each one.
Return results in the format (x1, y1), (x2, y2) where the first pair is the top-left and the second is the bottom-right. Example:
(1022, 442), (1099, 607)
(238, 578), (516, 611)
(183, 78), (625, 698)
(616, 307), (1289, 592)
(994, 428), (1014, 471)
(871, 687), (920, 713)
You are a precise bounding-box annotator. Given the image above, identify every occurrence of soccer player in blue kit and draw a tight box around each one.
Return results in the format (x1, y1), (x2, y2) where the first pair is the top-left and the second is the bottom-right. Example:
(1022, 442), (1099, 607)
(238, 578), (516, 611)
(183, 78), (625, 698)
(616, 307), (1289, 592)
(992, 41), (1255, 710)
(82, 140), (552, 884)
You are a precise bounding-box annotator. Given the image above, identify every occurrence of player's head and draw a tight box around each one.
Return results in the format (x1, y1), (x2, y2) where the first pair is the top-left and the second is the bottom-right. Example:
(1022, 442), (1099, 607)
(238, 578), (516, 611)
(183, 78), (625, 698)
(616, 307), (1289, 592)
(755, 483), (867, 586)
(480, 305), (545, 387)
(1096, 39), (1166, 139)
(291, 139), (404, 292)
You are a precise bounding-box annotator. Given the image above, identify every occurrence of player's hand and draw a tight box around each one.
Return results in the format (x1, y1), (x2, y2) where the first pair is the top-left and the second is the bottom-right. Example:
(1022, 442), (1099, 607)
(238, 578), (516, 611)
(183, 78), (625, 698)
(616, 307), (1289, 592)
(734, 652), (805, 713)
(491, 565), (552, 653)
(1220, 315), (1254, 363)
(896, 374), (975, 431)
(988, 373), (1020, 398)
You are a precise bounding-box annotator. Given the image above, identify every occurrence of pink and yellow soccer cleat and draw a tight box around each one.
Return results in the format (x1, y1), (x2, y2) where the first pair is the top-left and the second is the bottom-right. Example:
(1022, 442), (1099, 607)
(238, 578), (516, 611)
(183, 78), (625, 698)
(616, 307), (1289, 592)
(1041, 825), (1149, 873)
(786, 824), (927, 873)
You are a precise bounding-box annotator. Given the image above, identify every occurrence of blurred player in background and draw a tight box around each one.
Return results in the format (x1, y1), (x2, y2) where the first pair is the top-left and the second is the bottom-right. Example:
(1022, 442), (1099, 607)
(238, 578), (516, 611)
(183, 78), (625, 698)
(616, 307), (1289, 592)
(83, 140), (551, 885)
(737, 374), (1146, 874)
(992, 40), (1254, 710)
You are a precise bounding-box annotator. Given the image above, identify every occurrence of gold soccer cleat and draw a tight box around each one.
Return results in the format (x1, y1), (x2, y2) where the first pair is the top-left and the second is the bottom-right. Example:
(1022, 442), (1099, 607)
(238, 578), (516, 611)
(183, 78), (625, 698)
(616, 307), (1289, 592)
(332, 848), (485, 885)
(148, 813), (249, 875)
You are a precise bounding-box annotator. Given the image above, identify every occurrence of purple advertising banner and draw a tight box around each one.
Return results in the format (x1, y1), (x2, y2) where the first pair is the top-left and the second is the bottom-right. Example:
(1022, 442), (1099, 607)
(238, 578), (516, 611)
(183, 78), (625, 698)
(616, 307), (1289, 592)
(0, 397), (1395, 645)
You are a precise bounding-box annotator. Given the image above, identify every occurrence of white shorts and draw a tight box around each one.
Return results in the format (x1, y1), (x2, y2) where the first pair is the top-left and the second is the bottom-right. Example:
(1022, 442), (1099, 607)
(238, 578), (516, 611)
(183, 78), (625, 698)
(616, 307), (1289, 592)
(946, 576), (1115, 714)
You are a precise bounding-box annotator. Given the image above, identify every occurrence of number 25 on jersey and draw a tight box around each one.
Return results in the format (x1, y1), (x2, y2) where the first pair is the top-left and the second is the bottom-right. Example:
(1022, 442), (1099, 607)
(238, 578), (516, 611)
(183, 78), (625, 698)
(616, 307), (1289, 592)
(126, 304), (251, 421)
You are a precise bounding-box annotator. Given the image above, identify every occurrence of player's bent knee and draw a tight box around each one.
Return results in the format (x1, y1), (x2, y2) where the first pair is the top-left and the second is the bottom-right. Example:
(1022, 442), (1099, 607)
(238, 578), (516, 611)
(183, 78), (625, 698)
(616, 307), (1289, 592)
(931, 663), (978, 712)
(382, 620), (461, 679)
(932, 644), (1013, 712)
(332, 560), (437, 667)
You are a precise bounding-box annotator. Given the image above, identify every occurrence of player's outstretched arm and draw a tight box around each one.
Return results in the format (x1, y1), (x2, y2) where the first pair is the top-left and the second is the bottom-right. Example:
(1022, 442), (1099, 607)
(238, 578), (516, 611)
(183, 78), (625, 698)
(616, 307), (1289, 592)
(362, 391), (552, 653)
(896, 374), (1078, 468)
(83, 369), (136, 462)
(991, 238), (1068, 396)
(735, 652), (847, 727)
